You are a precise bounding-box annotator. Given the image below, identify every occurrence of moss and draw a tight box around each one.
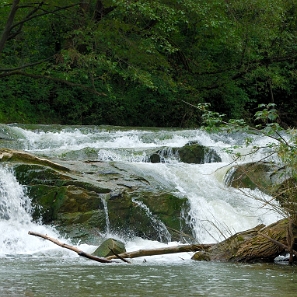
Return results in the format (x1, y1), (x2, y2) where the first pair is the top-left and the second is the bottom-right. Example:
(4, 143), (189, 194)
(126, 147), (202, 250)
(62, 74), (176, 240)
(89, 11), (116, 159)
(14, 164), (71, 186)
(28, 184), (68, 223)
(178, 143), (221, 164)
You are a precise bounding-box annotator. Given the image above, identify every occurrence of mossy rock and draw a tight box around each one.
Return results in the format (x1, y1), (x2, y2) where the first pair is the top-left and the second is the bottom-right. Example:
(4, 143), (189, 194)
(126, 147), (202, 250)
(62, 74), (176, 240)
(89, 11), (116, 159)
(14, 164), (71, 186)
(3, 149), (196, 243)
(107, 191), (193, 242)
(147, 144), (221, 164)
(138, 193), (192, 240)
(107, 192), (159, 239)
(92, 238), (126, 257)
(27, 184), (104, 223)
(225, 162), (290, 195)
(13, 164), (110, 193)
(178, 143), (221, 164)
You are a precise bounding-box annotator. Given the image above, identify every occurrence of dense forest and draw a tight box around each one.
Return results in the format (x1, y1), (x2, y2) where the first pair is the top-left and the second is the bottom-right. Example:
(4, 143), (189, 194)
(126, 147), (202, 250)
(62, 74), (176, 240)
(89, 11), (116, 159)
(1, 0), (297, 127)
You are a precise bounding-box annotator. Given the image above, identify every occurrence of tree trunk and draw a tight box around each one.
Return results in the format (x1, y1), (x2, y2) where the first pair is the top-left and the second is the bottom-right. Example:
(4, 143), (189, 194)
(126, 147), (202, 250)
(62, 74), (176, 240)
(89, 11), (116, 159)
(0, 0), (20, 54)
(106, 244), (212, 260)
(195, 219), (297, 263)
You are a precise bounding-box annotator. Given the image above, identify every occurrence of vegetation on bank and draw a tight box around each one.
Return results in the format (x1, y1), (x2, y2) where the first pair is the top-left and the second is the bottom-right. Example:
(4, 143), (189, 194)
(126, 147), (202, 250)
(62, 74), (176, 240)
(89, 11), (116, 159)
(197, 102), (297, 263)
(1, 0), (297, 126)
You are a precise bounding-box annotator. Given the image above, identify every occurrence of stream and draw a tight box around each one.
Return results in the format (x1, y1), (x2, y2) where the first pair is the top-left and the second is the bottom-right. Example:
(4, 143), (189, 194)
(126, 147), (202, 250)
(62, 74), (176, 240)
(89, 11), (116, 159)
(0, 124), (296, 296)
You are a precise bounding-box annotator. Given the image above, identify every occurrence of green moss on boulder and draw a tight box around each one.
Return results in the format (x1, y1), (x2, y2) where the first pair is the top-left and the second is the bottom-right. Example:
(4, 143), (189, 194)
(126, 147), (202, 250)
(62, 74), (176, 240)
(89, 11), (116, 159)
(178, 143), (221, 164)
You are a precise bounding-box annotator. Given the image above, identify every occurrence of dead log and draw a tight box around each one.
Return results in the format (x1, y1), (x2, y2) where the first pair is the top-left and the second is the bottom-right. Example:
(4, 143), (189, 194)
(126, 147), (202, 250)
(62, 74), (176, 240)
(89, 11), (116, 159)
(28, 231), (113, 264)
(193, 219), (296, 263)
(259, 232), (297, 257)
(106, 244), (212, 260)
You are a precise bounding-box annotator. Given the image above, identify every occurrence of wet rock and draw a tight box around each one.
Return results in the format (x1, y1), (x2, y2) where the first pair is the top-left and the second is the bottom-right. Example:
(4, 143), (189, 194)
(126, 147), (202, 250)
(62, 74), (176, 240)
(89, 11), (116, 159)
(177, 143), (221, 164)
(225, 161), (290, 195)
(3, 149), (193, 243)
(92, 238), (126, 257)
(106, 191), (192, 242)
(147, 143), (221, 164)
(191, 251), (211, 261)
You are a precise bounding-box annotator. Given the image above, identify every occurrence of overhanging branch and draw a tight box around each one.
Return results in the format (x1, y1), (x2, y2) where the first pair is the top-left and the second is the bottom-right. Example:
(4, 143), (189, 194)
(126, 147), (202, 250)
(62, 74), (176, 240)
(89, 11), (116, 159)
(0, 70), (106, 96)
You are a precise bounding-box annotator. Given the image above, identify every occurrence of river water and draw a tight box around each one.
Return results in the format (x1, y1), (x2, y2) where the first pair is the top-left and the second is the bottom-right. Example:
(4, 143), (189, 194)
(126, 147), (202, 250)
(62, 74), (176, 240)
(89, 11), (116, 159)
(0, 124), (296, 296)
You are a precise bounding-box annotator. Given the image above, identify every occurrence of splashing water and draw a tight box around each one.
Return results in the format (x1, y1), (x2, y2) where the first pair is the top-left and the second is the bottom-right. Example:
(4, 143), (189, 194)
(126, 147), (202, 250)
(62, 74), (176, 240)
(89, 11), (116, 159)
(132, 198), (172, 243)
(0, 124), (284, 251)
(0, 166), (64, 256)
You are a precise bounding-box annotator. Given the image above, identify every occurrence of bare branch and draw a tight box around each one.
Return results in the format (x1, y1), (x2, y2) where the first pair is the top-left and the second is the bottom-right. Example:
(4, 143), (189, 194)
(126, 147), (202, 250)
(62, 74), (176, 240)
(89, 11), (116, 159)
(0, 0), (20, 53)
(8, 3), (79, 41)
(28, 231), (114, 263)
(0, 56), (53, 72)
(0, 70), (106, 96)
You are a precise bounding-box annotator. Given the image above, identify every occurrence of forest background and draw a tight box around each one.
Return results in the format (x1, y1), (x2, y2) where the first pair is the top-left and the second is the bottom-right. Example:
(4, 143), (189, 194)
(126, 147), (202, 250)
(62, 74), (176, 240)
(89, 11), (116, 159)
(1, 0), (297, 127)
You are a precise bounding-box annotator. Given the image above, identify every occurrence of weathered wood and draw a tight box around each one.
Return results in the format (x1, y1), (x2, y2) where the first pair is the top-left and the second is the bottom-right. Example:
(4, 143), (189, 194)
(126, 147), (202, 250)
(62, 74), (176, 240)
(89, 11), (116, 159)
(28, 231), (113, 263)
(109, 247), (131, 264)
(0, 149), (70, 172)
(106, 244), (212, 260)
(259, 232), (297, 257)
(201, 219), (295, 263)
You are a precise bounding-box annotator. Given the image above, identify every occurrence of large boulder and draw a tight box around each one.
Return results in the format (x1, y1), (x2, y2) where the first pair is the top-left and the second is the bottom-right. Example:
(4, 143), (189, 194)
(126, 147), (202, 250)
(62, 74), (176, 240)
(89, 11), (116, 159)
(1, 149), (193, 244)
(106, 191), (192, 242)
(178, 142), (221, 164)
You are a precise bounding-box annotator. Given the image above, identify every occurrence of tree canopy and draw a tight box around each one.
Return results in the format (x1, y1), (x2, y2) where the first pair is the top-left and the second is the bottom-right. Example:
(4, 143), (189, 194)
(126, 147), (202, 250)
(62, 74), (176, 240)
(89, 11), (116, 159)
(1, 0), (297, 126)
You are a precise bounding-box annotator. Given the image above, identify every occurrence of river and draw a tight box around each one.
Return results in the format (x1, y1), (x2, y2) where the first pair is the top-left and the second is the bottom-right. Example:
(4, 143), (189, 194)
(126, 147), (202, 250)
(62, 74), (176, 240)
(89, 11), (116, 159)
(0, 124), (296, 296)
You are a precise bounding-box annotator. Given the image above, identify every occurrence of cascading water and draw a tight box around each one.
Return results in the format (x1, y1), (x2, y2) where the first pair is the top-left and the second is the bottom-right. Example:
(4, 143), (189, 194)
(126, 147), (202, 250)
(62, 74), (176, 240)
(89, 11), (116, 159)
(132, 198), (172, 243)
(0, 123), (294, 297)
(0, 124), (283, 250)
(99, 194), (111, 235)
(0, 166), (62, 255)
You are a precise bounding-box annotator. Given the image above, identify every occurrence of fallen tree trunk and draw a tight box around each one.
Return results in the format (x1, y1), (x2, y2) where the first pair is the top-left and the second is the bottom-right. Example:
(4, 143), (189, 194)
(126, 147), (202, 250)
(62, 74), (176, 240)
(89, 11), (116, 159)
(193, 219), (297, 263)
(29, 218), (297, 264)
(28, 231), (113, 264)
(106, 244), (212, 260)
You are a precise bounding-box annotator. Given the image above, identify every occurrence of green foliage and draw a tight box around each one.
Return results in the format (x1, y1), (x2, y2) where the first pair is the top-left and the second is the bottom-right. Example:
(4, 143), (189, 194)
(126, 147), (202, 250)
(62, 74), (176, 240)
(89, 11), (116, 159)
(1, 0), (297, 126)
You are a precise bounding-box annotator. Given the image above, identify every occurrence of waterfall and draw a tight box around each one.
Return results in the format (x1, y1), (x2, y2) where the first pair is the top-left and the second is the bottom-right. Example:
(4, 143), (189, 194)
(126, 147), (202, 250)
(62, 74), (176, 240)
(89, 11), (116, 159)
(0, 124), (283, 247)
(0, 166), (62, 255)
(132, 198), (172, 243)
(100, 194), (111, 235)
